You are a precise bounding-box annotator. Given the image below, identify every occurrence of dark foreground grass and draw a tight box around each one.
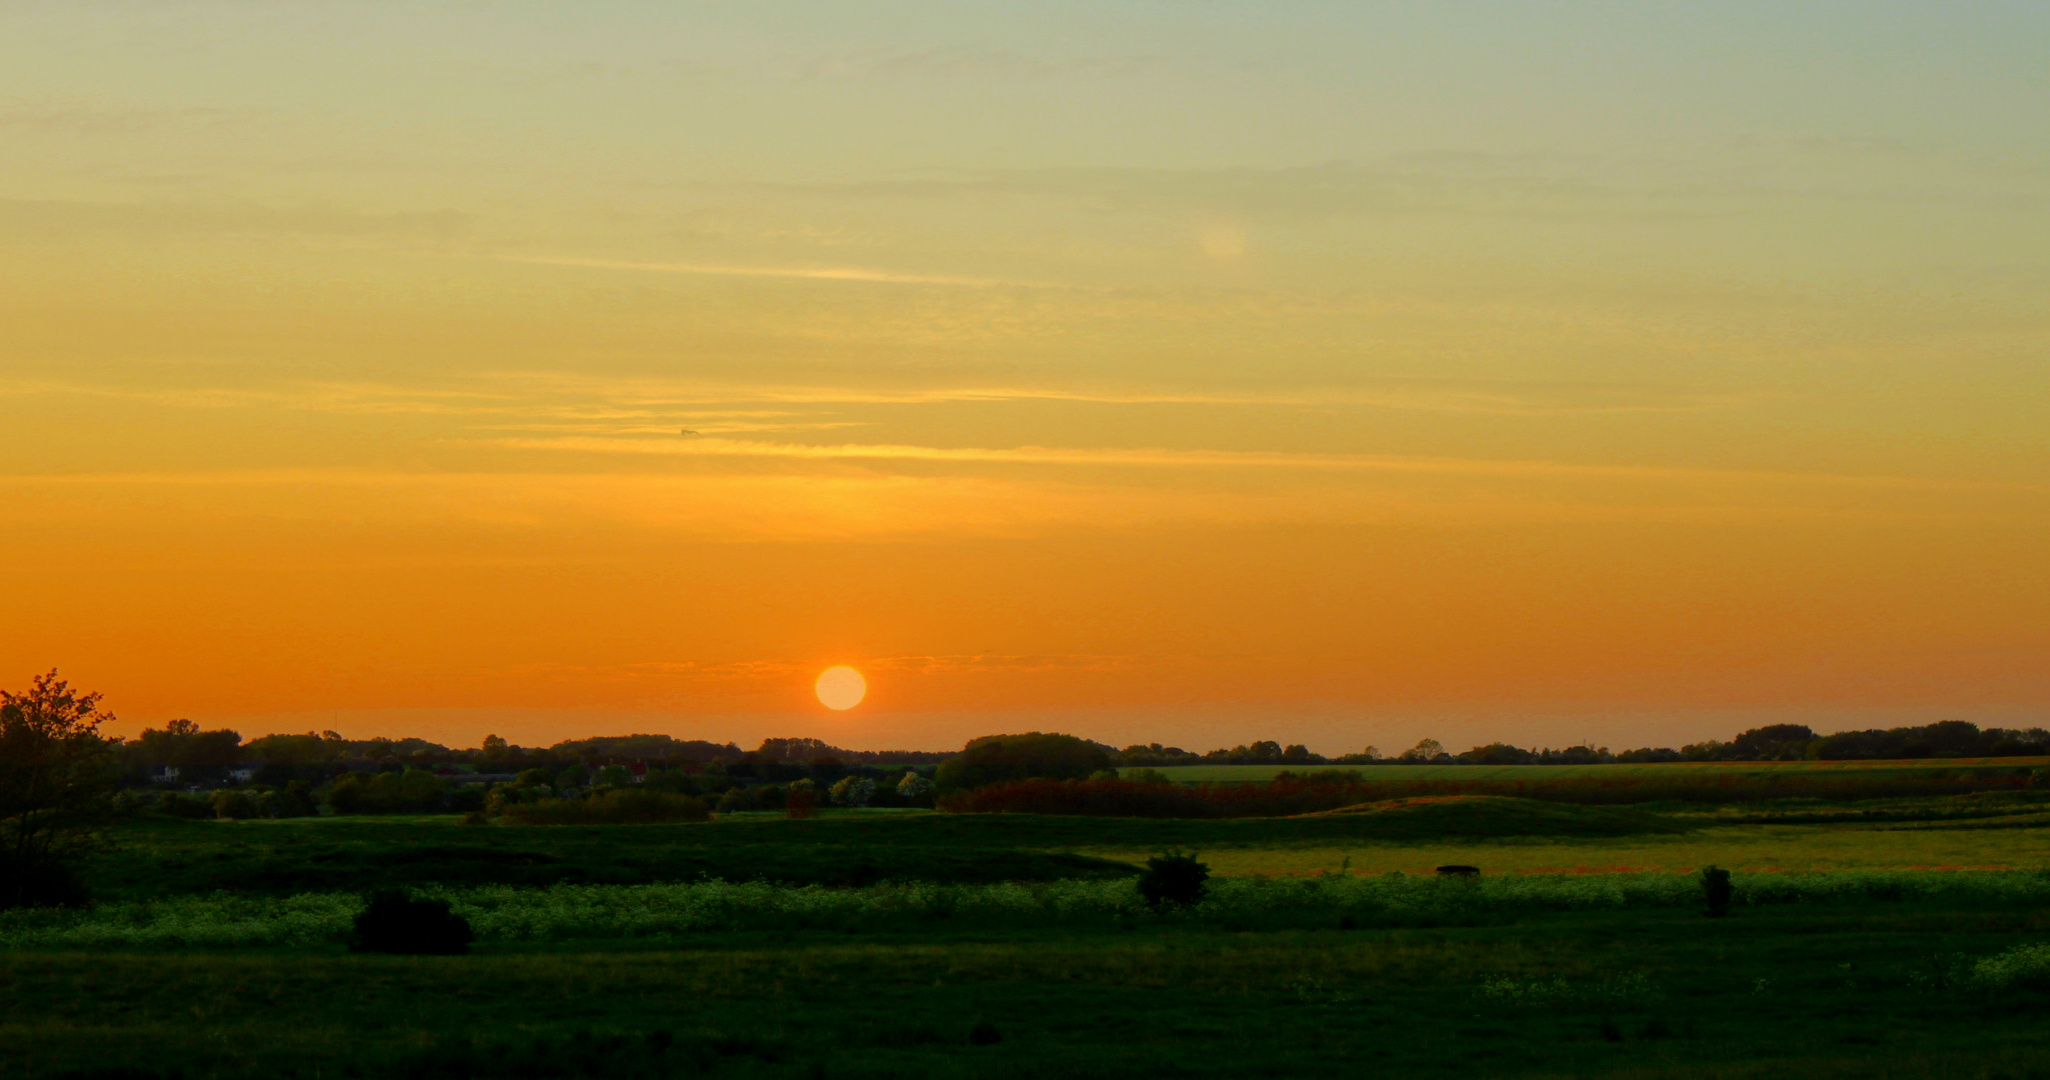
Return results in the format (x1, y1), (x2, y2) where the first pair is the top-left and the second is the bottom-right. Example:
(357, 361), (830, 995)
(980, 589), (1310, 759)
(81, 799), (1687, 900)
(77, 815), (1144, 900)
(8, 902), (2050, 1079)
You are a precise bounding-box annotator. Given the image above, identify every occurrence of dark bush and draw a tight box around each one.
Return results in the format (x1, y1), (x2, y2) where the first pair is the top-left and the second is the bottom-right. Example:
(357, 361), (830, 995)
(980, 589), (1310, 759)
(350, 889), (474, 954)
(155, 791), (213, 819)
(210, 789), (260, 820)
(968, 1021), (1002, 1046)
(1138, 853), (1209, 909)
(326, 769), (449, 815)
(1701, 865), (1733, 917)
(274, 781), (318, 818)
(0, 851), (88, 909)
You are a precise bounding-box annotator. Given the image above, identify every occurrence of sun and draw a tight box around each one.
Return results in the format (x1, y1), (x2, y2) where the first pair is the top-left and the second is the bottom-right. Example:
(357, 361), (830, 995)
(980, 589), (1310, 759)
(814, 666), (866, 710)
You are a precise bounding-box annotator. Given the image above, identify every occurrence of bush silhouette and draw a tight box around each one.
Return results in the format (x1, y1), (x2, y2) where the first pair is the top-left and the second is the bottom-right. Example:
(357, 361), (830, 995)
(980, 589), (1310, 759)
(1701, 865), (1733, 918)
(1138, 853), (1209, 908)
(968, 1020), (1002, 1045)
(0, 852), (88, 910)
(350, 889), (474, 954)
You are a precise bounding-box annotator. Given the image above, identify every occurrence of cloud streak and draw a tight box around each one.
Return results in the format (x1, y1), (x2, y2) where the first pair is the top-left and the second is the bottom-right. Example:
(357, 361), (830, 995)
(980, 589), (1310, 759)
(499, 254), (1033, 288)
(468, 435), (2050, 497)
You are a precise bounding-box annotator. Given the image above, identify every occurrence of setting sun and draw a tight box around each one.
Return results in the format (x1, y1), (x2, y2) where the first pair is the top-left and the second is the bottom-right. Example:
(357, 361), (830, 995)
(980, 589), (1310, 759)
(814, 667), (866, 711)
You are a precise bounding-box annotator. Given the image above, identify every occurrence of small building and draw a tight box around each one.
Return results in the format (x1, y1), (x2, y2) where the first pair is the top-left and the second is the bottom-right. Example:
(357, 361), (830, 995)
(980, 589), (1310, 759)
(151, 765), (181, 783)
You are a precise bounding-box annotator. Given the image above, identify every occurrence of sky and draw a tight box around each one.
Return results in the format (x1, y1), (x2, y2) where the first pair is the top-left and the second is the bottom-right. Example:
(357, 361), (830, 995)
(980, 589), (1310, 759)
(2, 1), (2046, 754)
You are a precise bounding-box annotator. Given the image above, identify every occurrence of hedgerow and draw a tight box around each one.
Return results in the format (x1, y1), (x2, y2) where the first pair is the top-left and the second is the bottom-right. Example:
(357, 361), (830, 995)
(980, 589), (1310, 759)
(5, 869), (2048, 949)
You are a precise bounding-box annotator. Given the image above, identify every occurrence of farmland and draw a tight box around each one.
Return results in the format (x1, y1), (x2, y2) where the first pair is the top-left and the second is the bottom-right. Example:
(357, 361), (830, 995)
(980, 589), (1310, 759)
(1, 779), (2047, 1077)
(1125, 757), (2050, 785)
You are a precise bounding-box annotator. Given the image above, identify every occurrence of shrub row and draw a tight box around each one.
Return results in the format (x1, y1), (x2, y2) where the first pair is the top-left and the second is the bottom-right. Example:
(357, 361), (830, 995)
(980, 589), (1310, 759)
(6, 869), (2048, 948)
(942, 771), (2048, 815)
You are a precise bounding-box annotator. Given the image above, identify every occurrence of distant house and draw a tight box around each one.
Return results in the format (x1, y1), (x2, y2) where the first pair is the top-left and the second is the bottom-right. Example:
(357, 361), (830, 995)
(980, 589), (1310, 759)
(228, 766), (256, 782)
(151, 765), (181, 783)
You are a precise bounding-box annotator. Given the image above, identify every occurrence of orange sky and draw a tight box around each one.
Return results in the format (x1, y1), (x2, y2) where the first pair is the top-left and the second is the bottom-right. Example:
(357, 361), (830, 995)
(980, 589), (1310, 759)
(3, 5), (2046, 753)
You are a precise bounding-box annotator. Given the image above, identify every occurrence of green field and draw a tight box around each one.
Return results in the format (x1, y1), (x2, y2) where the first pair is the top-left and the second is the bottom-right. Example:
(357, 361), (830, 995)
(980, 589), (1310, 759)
(11, 792), (2050, 1078)
(1128, 757), (2050, 784)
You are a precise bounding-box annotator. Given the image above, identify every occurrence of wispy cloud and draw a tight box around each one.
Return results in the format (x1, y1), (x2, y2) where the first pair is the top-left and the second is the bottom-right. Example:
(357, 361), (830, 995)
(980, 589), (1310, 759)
(0, 198), (469, 241)
(470, 435), (2050, 497)
(795, 46), (1166, 81)
(0, 372), (1756, 420)
(499, 254), (1033, 288)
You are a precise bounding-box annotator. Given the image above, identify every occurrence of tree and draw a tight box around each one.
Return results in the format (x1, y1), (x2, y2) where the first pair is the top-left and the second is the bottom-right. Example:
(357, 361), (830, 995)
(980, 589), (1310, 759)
(1397, 738), (1444, 763)
(127, 719), (243, 783)
(0, 670), (119, 909)
(1729, 724), (1816, 761)
(934, 733), (1111, 790)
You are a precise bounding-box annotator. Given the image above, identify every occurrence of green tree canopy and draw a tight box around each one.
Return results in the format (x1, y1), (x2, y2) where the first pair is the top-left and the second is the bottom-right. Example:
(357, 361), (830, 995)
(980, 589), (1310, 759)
(934, 733), (1112, 791)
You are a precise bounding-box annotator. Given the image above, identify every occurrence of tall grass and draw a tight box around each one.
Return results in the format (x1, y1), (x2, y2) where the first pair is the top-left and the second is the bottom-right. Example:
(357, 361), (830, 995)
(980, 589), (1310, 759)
(5, 869), (2047, 949)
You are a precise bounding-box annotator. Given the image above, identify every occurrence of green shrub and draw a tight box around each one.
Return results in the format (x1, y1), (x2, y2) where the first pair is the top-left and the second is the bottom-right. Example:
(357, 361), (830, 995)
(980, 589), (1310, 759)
(211, 789), (260, 820)
(326, 769), (449, 815)
(829, 776), (875, 807)
(1969, 943), (2050, 989)
(714, 788), (758, 814)
(499, 790), (710, 826)
(274, 781), (318, 818)
(155, 791), (213, 819)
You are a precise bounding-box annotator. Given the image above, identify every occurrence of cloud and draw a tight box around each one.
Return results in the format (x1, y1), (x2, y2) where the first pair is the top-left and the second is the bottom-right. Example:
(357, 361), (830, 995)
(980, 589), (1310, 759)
(0, 101), (243, 135)
(1, 371), (1751, 422)
(714, 149), (2044, 221)
(468, 434), (2050, 498)
(0, 198), (470, 242)
(795, 46), (1166, 81)
(499, 254), (1028, 288)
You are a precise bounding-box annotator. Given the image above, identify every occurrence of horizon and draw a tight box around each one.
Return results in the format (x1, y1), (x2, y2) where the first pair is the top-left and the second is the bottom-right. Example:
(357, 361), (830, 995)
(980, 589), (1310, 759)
(91, 705), (2046, 761)
(5, 3), (2047, 751)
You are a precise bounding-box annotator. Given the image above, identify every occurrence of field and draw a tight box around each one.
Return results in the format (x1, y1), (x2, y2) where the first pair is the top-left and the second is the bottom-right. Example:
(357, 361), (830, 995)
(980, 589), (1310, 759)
(11, 786), (2050, 1078)
(1125, 757), (2050, 785)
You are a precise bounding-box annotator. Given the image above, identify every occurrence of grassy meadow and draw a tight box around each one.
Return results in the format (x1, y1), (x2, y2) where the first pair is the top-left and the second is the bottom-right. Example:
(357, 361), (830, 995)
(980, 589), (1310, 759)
(12, 774), (2050, 1078)
(1130, 758), (2050, 785)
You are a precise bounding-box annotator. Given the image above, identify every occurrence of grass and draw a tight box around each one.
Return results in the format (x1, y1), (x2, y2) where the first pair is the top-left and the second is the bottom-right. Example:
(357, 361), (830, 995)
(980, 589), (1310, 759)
(10, 869), (2050, 948)
(78, 814), (1142, 900)
(79, 794), (2050, 900)
(8, 904), (2050, 1078)
(1109, 759), (2050, 806)
(1137, 758), (2050, 784)
(24, 785), (2050, 1078)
